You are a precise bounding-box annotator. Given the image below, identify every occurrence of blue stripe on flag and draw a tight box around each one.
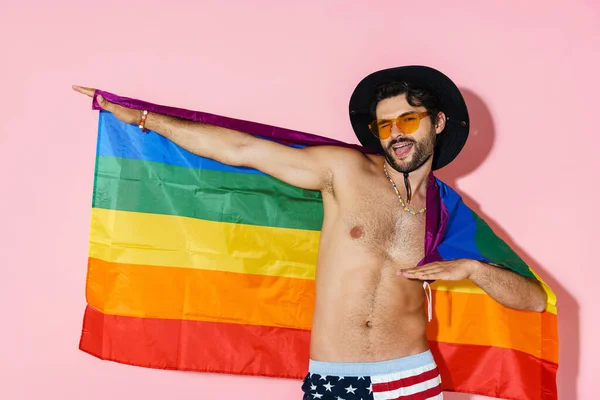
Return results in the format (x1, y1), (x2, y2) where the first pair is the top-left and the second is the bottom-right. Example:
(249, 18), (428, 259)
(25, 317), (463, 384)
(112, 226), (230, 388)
(96, 111), (303, 175)
(436, 181), (489, 263)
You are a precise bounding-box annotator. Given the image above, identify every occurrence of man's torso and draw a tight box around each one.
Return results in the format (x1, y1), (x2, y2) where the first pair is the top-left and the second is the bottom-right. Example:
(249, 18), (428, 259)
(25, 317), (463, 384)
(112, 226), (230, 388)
(309, 152), (429, 362)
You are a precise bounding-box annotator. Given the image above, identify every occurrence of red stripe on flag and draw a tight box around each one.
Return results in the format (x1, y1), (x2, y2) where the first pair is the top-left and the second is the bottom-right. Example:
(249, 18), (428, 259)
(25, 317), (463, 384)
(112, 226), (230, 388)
(79, 305), (310, 379)
(430, 342), (557, 400)
(79, 306), (557, 399)
(372, 367), (440, 392)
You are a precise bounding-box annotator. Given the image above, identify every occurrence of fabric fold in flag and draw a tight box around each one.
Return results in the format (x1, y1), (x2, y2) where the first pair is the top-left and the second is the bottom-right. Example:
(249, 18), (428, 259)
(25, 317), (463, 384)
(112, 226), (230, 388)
(80, 90), (558, 400)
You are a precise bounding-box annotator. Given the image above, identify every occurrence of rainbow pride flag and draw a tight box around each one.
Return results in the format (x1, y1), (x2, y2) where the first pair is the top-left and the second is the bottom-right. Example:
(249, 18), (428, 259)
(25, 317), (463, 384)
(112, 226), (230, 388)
(79, 91), (558, 400)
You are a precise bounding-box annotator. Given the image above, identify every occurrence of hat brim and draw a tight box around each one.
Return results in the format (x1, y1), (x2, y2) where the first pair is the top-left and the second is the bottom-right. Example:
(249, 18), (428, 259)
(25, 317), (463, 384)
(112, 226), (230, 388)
(349, 65), (469, 170)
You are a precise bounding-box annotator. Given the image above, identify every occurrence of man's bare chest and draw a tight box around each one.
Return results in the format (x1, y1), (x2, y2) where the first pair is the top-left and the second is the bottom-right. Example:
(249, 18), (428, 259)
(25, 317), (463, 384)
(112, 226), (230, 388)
(338, 189), (426, 265)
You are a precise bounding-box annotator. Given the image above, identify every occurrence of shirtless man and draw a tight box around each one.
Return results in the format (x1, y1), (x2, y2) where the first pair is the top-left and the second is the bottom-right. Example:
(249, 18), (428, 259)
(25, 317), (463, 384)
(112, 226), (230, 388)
(73, 65), (547, 399)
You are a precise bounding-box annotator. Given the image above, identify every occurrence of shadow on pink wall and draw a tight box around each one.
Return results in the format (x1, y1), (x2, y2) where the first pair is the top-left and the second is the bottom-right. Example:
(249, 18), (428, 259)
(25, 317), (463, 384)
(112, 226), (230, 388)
(435, 89), (577, 400)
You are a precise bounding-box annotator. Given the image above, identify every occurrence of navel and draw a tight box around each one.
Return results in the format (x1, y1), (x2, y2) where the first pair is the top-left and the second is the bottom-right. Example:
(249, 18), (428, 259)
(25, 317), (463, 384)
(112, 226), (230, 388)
(365, 320), (373, 328)
(350, 226), (364, 239)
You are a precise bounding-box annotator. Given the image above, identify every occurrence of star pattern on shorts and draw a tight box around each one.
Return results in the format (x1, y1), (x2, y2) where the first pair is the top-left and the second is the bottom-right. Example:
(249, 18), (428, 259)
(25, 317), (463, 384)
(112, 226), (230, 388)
(303, 373), (374, 399)
(345, 384), (357, 394)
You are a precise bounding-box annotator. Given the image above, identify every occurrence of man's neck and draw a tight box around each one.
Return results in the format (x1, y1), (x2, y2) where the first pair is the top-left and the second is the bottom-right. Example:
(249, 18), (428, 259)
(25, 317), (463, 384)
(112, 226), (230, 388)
(384, 159), (432, 200)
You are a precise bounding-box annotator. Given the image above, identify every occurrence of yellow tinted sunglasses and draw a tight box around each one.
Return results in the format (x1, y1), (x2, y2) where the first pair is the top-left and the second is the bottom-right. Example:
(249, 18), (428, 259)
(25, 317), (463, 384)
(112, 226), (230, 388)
(368, 111), (430, 139)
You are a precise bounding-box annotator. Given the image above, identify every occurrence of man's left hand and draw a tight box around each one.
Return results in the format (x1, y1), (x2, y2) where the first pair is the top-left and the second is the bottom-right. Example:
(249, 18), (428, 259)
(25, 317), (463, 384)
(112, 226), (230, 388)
(399, 259), (481, 281)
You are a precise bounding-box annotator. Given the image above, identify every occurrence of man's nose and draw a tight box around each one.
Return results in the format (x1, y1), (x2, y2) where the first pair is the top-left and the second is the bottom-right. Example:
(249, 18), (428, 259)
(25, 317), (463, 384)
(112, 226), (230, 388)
(389, 120), (405, 139)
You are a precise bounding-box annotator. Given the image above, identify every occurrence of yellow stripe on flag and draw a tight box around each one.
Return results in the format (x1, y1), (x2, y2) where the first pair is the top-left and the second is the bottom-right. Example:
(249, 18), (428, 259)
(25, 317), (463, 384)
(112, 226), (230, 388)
(87, 257), (316, 329)
(89, 208), (320, 279)
(432, 280), (557, 315)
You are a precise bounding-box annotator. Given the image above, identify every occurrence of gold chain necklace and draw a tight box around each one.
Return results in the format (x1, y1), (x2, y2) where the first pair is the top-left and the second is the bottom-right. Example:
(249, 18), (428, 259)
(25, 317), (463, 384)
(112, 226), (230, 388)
(383, 162), (426, 215)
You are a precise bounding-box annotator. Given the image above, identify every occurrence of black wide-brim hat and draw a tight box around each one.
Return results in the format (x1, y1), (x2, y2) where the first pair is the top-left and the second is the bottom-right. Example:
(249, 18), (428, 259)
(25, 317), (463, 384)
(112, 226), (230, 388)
(349, 65), (469, 170)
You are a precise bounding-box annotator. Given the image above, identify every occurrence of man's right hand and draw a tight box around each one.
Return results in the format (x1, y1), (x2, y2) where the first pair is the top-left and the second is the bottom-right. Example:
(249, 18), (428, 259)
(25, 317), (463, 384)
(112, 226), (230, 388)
(72, 85), (139, 125)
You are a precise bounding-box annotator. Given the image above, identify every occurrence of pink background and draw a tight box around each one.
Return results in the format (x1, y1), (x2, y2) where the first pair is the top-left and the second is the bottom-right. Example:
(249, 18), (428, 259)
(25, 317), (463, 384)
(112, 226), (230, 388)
(1, 1), (598, 399)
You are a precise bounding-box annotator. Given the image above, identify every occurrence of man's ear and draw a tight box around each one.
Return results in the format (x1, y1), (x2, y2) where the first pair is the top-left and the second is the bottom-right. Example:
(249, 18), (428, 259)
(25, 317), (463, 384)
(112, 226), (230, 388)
(435, 112), (446, 134)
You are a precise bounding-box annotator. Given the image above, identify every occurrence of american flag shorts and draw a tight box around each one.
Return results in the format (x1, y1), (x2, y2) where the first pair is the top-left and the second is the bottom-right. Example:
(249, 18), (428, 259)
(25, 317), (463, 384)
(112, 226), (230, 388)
(301, 350), (443, 400)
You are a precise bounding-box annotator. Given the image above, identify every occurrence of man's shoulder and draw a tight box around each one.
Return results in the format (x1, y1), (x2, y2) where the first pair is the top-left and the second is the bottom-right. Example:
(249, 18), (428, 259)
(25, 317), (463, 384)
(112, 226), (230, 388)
(326, 146), (382, 184)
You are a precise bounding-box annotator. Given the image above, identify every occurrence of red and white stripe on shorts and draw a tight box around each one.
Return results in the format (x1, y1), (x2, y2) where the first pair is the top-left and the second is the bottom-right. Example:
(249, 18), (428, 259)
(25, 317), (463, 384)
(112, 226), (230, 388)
(371, 361), (442, 399)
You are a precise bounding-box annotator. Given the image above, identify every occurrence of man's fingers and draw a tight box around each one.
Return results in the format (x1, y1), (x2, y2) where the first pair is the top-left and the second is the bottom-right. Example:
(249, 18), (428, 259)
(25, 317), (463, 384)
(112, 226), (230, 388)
(403, 262), (441, 272)
(72, 85), (96, 97)
(405, 266), (438, 273)
(96, 94), (110, 110)
(414, 272), (444, 280)
(72, 85), (110, 111)
(401, 267), (444, 278)
(400, 264), (442, 275)
(71, 85), (113, 111)
(410, 269), (449, 280)
(72, 85), (138, 125)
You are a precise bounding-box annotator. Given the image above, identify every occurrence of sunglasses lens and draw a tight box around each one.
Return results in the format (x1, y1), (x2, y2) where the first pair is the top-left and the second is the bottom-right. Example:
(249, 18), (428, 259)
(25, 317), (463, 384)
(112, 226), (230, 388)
(398, 113), (420, 134)
(369, 113), (423, 139)
(368, 122), (378, 137)
(369, 121), (391, 139)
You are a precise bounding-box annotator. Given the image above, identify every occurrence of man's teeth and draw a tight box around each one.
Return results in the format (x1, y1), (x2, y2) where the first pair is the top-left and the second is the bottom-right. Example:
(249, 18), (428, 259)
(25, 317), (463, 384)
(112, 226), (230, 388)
(393, 143), (412, 149)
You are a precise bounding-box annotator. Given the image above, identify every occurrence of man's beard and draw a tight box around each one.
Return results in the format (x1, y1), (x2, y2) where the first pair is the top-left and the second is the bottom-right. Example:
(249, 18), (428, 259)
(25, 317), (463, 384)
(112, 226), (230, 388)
(384, 128), (436, 174)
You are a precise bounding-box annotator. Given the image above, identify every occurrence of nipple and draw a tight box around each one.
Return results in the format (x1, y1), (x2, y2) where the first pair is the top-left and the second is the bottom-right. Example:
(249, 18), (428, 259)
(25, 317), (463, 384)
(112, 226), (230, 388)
(350, 226), (364, 239)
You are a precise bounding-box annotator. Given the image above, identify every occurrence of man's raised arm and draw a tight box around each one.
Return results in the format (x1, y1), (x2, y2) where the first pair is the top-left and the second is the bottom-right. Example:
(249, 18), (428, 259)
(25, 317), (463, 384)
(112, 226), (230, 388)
(74, 86), (351, 192)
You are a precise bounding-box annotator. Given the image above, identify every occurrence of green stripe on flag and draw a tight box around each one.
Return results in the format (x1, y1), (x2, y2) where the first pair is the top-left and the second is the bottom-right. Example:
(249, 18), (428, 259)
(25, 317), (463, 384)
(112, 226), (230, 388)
(472, 211), (535, 278)
(92, 156), (324, 231)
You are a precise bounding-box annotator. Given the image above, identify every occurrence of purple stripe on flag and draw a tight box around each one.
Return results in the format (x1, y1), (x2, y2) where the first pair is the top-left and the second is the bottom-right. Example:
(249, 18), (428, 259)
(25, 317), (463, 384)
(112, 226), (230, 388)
(419, 174), (448, 266)
(92, 90), (378, 152)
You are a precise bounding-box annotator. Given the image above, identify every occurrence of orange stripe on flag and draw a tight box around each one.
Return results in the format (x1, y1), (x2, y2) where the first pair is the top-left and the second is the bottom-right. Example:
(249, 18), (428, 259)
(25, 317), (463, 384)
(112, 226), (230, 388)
(86, 257), (316, 329)
(429, 290), (558, 363)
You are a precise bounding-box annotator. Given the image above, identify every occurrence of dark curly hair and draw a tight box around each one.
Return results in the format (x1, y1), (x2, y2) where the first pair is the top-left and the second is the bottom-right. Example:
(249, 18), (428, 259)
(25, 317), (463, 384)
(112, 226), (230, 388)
(369, 81), (441, 125)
